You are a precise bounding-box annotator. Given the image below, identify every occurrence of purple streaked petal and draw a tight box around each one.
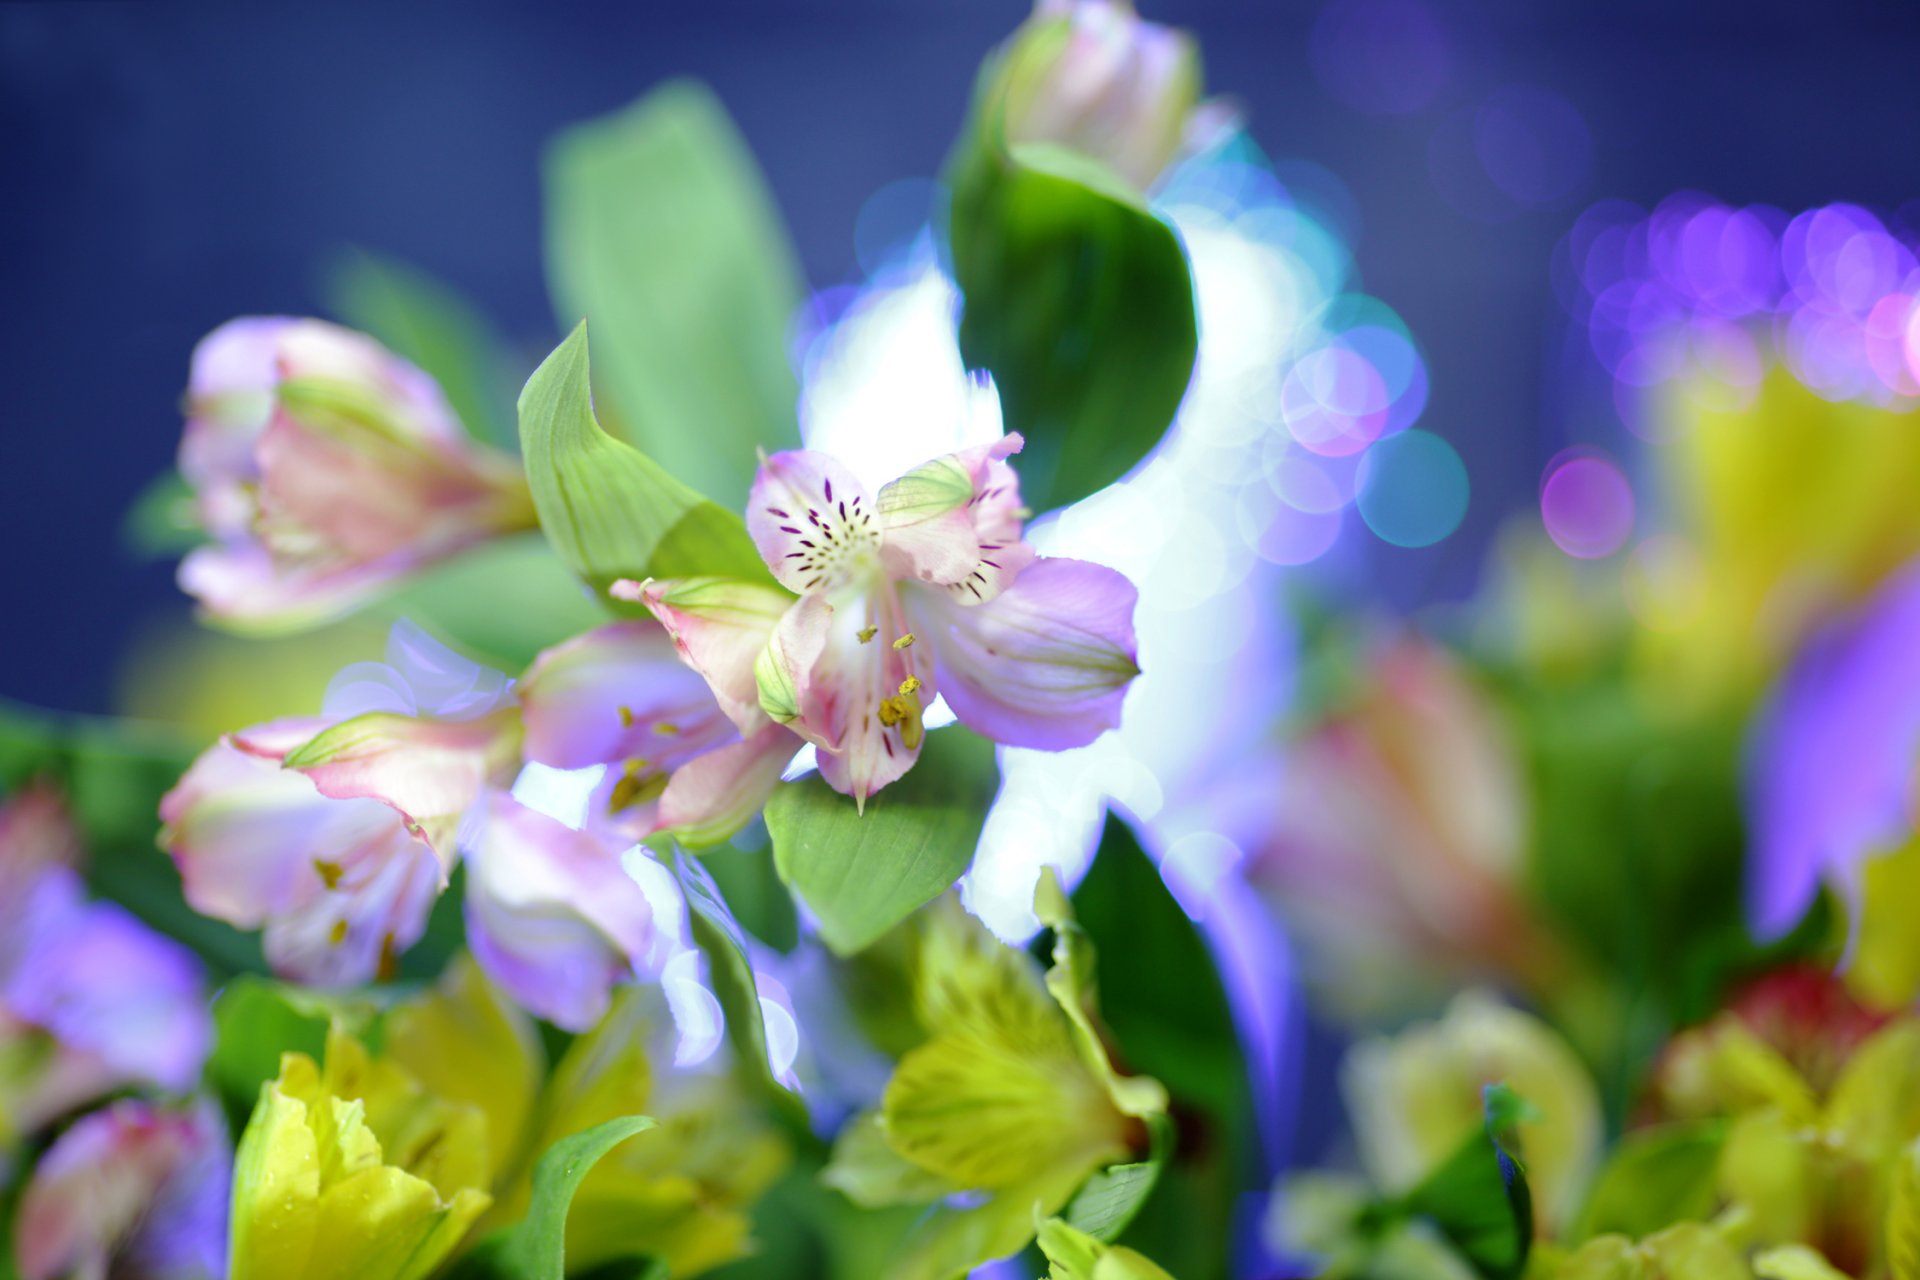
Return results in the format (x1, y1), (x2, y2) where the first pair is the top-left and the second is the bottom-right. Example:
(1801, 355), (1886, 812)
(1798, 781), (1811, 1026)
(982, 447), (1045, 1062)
(915, 556), (1140, 751)
(747, 450), (882, 596)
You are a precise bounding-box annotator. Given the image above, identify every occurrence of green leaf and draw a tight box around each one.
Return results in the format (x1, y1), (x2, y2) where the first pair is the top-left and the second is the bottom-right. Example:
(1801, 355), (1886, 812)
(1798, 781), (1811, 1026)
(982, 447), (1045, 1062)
(763, 727), (998, 955)
(453, 1115), (657, 1280)
(946, 134), (1196, 511)
(670, 845), (809, 1129)
(544, 79), (804, 507)
(517, 323), (769, 603)
(1572, 1120), (1727, 1244)
(206, 976), (338, 1128)
(1068, 817), (1248, 1274)
(324, 249), (518, 449)
(378, 533), (611, 671)
(1400, 1083), (1535, 1280)
(1062, 1111), (1174, 1243)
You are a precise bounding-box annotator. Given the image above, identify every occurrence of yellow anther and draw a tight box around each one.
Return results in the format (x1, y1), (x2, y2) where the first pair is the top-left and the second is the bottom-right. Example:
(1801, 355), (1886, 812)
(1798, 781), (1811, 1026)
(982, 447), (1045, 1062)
(313, 859), (344, 890)
(892, 632), (917, 650)
(899, 675), (922, 696)
(609, 758), (665, 813)
(654, 721), (681, 736)
(328, 918), (349, 947)
(618, 706), (635, 728)
(857, 624), (878, 644)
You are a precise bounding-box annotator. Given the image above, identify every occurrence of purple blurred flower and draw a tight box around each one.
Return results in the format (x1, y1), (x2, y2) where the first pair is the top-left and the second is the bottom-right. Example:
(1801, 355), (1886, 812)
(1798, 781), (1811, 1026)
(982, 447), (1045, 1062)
(13, 1099), (229, 1280)
(177, 317), (536, 632)
(1747, 561), (1920, 940)
(0, 792), (210, 1140)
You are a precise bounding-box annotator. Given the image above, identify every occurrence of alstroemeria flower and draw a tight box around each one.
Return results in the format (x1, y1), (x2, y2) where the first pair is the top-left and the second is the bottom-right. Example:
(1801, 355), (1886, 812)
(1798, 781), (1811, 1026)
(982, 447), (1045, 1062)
(159, 627), (521, 986)
(13, 1099), (229, 1280)
(992, 0), (1227, 193)
(519, 617), (801, 848)
(177, 317), (536, 632)
(1, 790), (210, 1141)
(630, 434), (1140, 807)
(462, 793), (656, 1031)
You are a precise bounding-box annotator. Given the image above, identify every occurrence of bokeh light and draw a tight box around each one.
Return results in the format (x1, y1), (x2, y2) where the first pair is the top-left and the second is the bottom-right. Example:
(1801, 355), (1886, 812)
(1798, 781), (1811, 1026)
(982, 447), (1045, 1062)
(1539, 451), (1635, 559)
(1354, 429), (1468, 547)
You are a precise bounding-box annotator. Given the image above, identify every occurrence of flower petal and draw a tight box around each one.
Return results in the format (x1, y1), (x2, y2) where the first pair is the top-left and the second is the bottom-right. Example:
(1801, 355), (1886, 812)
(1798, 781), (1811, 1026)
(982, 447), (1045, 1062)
(746, 450), (883, 595)
(807, 587), (934, 807)
(878, 433), (1034, 603)
(917, 556), (1139, 750)
(463, 795), (653, 1032)
(521, 620), (738, 770)
(278, 708), (521, 872)
(657, 725), (799, 849)
(615, 576), (795, 736)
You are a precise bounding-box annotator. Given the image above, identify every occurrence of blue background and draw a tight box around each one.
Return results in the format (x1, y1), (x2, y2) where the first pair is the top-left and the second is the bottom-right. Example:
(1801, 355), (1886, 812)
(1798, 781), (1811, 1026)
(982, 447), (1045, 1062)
(6, 0), (1919, 712)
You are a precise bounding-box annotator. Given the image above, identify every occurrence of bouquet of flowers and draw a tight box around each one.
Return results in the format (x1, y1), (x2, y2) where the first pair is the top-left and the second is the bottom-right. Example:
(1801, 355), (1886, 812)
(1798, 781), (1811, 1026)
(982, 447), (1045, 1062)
(9, 3), (1920, 1279)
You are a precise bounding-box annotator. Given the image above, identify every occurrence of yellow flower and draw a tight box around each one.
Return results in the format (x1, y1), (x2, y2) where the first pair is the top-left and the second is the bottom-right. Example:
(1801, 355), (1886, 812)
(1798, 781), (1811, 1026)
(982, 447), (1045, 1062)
(228, 1027), (492, 1280)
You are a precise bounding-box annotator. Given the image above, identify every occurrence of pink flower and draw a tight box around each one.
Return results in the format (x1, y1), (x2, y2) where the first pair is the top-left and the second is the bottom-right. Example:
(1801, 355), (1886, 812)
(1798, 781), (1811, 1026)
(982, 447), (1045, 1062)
(177, 318), (535, 632)
(625, 433), (1141, 807)
(160, 622), (663, 1028)
(13, 1099), (229, 1280)
(518, 617), (802, 848)
(996, 0), (1226, 192)
(158, 627), (522, 987)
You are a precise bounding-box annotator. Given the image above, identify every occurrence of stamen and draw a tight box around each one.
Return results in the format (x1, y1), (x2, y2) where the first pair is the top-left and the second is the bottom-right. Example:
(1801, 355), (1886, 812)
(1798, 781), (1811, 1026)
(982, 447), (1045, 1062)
(857, 625), (878, 644)
(314, 859), (344, 890)
(654, 721), (681, 736)
(618, 706), (635, 728)
(899, 675), (922, 695)
(328, 918), (349, 946)
(893, 632), (916, 650)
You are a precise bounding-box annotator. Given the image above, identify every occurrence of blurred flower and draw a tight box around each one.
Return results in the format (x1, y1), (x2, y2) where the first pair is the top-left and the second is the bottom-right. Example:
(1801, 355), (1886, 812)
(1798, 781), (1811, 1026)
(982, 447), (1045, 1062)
(1551, 1223), (1750, 1279)
(518, 616), (800, 849)
(1745, 560), (1920, 997)
(228, 1027), (492, 1280)
(514, 987), (789, 1277)
(821, 880), (1165, 1278)
(1245, 636), (1567, 1017)
(0, 789), (210, 1143)
(991, 0), (1225, 193)
(461, 793), (655, 1030)
(13, 1098), (229, 1280)
(158, 623), (516, 986)
(177, 317), (536, 633)
(1646, 996), (1920, 1274)
(633, 425), (1140, 809)
(1341, 990), (1602, 1237)
(1634, 371), (1920, 706)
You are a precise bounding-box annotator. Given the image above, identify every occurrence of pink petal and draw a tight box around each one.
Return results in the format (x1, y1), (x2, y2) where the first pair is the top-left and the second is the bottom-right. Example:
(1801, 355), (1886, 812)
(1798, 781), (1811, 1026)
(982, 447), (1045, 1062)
(521, 620), (737, 770)
(657, 725), (800, 849)
(915, 556), (1140, 750)
(278, 708), (520, 873)
(616, 576), (795, 736)
(879, 434), (1035, 605)
(746, 450), (883, 595)
(159, 738), (442, 986)
(808, 585), (934, 807)
(757, 594), (841, 750)
(463, 794), (654, 1031)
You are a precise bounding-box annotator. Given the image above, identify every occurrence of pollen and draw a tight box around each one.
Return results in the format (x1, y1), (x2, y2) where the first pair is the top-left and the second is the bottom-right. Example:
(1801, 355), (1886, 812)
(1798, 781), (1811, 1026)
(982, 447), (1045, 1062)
(328, 918), (349, 947)
(892, 632), (916, 650)
(609, 758), (666, 812)
(899, 675), (922, 695)
(313, 859), (344, 890)
(654, 721), (681, 736)
(857, 624), (878, 644)
(618, 706), (635, 728)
